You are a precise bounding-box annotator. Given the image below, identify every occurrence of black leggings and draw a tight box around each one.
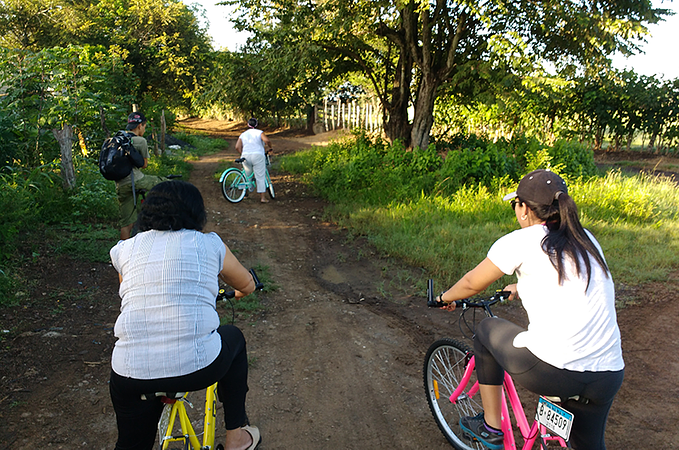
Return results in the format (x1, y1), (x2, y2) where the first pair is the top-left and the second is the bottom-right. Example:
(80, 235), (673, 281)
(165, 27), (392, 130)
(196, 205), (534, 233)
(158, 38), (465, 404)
(109, 325), (249, 450)
(474, 317), (624, 450)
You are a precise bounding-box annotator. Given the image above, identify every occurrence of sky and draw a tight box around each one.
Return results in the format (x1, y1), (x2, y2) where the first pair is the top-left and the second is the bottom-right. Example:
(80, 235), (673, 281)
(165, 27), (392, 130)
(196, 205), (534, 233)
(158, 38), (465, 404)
(188, 0), (679, 80)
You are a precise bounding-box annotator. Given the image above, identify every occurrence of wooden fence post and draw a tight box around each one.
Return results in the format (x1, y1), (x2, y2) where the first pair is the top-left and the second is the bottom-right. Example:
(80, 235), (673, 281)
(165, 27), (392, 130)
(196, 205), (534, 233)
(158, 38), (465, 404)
(52, 125), (76, 190)
(160, 110), (166, 155)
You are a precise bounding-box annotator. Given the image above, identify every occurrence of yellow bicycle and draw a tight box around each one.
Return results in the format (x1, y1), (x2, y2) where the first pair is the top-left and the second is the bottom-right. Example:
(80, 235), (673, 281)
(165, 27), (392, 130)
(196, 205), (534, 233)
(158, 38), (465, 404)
(145, 270), (263, 450)
(146, 383), (221, 450)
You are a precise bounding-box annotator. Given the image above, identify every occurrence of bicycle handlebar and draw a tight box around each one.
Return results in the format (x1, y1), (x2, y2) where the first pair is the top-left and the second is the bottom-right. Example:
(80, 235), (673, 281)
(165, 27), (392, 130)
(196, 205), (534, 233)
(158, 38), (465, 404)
(218, 268), (264, 300)
(426, 278), (510, 311)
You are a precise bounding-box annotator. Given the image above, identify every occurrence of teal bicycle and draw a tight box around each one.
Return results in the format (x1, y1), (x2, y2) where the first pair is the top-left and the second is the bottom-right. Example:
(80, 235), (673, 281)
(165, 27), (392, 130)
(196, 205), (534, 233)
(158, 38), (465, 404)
(220, 154), (275, 203)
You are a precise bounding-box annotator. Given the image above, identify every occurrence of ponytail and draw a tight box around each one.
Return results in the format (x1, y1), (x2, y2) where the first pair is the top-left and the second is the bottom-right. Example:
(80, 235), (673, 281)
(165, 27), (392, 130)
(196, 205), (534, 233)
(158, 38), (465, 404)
(525, 193), (609, 289)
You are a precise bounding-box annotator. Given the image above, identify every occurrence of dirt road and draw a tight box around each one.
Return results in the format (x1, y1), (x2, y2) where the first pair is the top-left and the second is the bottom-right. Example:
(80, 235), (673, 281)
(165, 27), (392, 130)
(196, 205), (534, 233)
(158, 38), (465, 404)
(1, 119), (678, 449)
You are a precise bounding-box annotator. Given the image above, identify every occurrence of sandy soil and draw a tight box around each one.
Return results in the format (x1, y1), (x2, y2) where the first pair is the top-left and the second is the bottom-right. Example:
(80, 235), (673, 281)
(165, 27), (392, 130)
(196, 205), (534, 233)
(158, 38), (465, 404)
(1, 119), (678, 449)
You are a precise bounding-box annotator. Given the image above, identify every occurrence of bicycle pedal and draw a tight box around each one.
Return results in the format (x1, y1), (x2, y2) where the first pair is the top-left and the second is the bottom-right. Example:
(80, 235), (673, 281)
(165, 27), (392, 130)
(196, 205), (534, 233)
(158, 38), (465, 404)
(462, 431), (477, 442)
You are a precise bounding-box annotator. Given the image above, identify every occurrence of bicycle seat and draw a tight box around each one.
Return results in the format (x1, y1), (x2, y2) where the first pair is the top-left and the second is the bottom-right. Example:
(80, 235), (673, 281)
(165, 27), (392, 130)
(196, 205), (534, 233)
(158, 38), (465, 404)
(141, 391), (186, 401)
(235, 158), (245, 163)
(544, 395), (590, 405)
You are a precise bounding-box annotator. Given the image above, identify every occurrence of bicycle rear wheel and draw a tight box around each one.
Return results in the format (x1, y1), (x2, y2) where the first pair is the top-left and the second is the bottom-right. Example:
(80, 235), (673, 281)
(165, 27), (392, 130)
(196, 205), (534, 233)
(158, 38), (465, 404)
(221, 168), (247, 203)
(424, 338), (485, 450)
(266, 170), (275, 199)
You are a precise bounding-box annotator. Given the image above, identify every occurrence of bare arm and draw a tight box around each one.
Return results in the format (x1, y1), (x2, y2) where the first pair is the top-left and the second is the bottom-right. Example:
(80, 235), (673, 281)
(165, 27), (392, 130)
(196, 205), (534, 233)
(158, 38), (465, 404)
(439, 258), (506, 310)
(219, 244), (256, 298)
(235, 138), (243, 154)
(261, 133), (272, 151)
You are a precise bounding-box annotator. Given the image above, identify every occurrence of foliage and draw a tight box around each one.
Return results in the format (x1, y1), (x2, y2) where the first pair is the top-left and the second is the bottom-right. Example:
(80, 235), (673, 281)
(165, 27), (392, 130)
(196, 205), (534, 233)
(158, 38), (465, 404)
(282, 133), (442, 204)
(282, 136), (679, 296)
(435, 69), (679, 154)
(0, 0), (214, 109)
(0, 128), (220, 306)
(0, 45), (136, 167)
(282, 132), (597, 206)
(229, 0), (668, 149)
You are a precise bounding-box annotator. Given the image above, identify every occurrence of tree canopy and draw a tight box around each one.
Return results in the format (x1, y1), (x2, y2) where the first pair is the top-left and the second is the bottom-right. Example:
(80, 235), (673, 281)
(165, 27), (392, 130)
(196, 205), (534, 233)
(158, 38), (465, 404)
(227, 0), (670, 148)
(0, 0), (214, 108)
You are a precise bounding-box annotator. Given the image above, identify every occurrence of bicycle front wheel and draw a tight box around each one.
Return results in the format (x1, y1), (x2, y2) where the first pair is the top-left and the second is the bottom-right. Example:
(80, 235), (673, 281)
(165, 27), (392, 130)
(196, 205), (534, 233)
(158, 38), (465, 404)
(424, 338), (485, 450)
(266, 170), (275, 199)
(221, 169), (247, 203)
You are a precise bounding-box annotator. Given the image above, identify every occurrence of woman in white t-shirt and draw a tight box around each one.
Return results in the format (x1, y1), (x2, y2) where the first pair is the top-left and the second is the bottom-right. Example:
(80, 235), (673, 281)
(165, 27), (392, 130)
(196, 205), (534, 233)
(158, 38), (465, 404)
(435, 170), (624, 450)
(109, 181), (261, 450)
(235, 118), (273, 203)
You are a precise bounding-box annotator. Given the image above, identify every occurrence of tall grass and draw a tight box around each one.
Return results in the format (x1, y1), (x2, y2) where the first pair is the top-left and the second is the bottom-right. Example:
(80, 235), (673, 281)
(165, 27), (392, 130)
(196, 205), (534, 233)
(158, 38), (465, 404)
(281, 134), (679, 298)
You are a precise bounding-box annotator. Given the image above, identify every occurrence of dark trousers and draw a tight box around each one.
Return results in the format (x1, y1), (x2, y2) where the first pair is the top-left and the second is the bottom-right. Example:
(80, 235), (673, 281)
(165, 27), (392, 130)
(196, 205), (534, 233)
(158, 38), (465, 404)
(474, 317), (624, 450)
(110, 325), (249, 450)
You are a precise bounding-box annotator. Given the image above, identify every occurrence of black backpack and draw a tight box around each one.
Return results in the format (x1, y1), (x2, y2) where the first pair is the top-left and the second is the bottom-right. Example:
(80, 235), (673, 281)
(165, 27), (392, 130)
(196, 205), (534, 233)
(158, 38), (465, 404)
(99, 131), (145, 181)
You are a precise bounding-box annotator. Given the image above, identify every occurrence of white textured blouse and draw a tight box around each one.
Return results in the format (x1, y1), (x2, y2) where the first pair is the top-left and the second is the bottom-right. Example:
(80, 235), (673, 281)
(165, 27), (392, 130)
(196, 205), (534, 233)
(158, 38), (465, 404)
(110, 229), (226, 379)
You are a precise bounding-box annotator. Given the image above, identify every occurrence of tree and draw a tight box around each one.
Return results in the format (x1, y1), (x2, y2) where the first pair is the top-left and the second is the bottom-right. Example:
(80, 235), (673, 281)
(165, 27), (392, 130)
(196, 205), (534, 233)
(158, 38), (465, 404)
(228, 0), (669, 149)
(0, 0), (214, 109)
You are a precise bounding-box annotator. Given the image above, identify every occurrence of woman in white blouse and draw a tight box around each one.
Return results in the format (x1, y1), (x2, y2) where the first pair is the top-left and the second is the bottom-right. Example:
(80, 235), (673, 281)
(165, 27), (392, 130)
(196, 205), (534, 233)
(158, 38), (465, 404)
(109, 181), (261, 450)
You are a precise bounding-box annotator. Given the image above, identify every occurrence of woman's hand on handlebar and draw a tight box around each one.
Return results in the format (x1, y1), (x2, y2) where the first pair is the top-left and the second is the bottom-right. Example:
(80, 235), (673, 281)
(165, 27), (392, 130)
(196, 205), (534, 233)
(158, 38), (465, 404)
(503, 284), (518, 301)
(440, 300), (457, 312)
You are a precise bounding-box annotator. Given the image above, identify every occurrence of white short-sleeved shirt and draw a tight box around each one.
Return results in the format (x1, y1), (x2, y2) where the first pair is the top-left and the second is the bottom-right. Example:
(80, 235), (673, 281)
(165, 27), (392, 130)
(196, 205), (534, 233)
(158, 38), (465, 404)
(110, 229), (227, 379)
(239, 129), (266, 156)
(487, 224), (624, 372)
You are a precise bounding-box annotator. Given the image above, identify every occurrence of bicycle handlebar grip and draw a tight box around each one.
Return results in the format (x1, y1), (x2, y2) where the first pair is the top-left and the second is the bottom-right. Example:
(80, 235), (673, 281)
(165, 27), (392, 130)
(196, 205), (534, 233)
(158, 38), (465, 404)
(219, 289), (236, 300)
(218, 269), (264, 301)
(495, 290), (512, 300)
(426, 279), (446, 307)
(249, 268), (264, 291)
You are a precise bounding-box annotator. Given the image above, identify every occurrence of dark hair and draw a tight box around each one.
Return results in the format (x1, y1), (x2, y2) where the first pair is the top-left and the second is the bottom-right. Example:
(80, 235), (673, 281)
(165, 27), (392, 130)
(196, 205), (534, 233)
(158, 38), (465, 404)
(138, 181), (207, 232)
(247, 117), (258, 128)
(522, 193), (609, 289)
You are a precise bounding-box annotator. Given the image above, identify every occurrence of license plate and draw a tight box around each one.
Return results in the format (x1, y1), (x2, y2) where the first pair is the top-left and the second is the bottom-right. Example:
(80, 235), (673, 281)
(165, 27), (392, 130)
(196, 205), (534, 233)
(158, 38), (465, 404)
(536, 396), (574, 441)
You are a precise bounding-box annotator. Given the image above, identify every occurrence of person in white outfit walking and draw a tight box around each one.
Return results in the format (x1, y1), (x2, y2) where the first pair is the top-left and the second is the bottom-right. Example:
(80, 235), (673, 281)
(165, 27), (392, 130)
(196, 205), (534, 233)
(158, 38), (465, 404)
(235, 118), (273, 203)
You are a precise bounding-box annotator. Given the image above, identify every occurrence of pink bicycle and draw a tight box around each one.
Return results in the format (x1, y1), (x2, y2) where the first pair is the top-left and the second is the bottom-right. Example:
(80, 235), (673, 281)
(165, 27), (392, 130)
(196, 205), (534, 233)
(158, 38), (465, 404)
(423, 282), (572, 449)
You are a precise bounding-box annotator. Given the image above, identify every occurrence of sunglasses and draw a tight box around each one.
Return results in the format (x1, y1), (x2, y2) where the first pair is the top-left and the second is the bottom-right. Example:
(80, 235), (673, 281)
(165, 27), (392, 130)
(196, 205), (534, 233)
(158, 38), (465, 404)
(510, 199), (521, 209)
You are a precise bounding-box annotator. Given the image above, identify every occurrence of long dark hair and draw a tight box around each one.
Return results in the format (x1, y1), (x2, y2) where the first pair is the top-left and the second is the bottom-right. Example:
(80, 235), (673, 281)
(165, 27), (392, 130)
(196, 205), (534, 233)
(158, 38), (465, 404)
(522, 193), (609, 288)
(138, 181), (207, 232)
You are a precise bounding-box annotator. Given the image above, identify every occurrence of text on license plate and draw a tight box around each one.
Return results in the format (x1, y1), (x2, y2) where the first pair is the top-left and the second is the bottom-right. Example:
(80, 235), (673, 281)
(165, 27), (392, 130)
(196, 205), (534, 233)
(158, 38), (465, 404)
(536, 396), (574, 441)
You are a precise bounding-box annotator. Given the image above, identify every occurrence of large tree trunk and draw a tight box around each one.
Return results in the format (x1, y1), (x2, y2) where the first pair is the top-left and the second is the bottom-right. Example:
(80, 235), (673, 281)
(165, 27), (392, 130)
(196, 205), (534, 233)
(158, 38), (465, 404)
(383, 52), (413, 147)
(52, 125), (76, 190)
(410, 74), (439, 150)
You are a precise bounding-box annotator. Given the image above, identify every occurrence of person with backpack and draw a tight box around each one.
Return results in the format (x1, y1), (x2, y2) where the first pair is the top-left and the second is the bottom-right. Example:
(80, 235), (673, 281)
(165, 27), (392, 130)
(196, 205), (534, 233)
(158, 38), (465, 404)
(235, 118), (273, 203)
(114, 112), (166, 240)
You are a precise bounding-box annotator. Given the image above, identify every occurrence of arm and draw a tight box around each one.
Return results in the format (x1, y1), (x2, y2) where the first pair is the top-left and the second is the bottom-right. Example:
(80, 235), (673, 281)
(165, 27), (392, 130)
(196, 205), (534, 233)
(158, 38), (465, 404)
(218, 244), (256, 298)
(439, 258), (506, 310)
(235, 138), (243, 154)
(261, 133), (272, 151)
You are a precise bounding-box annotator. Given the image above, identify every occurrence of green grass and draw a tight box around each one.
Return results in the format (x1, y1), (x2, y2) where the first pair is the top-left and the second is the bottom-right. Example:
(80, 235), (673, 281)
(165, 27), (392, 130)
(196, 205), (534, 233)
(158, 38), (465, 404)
(47, 223), (120, 263)
(218, 264), (277, 324)
(281, 137), (679, 301)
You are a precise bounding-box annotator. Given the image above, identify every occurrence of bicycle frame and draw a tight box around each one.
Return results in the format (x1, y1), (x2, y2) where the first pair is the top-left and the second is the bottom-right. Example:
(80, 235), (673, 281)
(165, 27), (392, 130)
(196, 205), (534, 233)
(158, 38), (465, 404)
(159, 382), (219, 450)
(448, 355), (567, 450)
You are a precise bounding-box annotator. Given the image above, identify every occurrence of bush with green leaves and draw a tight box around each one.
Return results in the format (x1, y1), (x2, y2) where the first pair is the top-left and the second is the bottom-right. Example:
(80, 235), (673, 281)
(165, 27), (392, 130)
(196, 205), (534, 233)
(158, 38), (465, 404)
(282, 134), (679, 298)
